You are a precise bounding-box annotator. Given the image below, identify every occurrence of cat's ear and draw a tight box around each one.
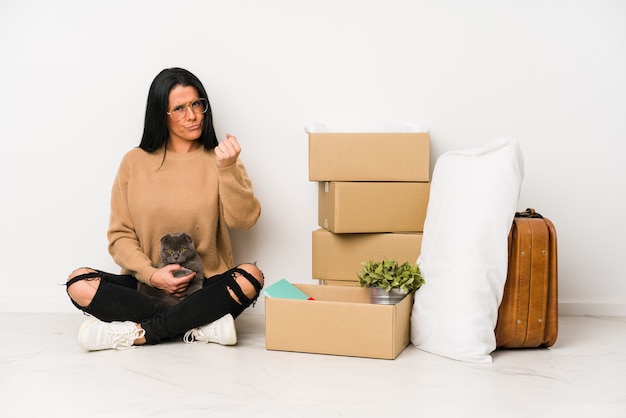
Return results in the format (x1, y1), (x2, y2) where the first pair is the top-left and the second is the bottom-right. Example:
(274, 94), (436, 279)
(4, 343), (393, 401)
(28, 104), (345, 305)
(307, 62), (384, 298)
(181, 232), (192, 243)
(160, 234), (171, 243)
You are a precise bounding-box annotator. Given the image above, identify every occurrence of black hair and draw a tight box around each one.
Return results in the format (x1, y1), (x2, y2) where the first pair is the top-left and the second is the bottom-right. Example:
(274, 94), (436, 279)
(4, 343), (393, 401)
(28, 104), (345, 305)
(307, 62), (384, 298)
(138, 68), (219, 152)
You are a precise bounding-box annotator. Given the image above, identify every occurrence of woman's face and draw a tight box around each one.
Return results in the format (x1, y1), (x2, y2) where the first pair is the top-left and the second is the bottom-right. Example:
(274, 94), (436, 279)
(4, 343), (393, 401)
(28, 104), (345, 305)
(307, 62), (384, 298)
(166, 85), (204, 146)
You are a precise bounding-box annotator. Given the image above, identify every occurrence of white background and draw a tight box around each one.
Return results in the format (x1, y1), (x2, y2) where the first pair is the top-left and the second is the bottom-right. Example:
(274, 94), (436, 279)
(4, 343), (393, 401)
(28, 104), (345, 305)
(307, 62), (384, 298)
(0, 0), (624, 314)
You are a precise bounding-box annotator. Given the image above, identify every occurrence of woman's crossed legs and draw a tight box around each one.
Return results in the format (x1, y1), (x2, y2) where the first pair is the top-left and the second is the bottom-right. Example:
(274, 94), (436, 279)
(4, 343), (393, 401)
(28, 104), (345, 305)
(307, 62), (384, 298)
(66, 263), (264, 351)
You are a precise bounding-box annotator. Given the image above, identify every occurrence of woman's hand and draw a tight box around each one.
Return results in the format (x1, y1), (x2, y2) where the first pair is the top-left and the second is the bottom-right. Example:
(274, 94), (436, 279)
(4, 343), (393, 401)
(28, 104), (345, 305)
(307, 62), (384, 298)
(149, 264), (196, 296)
(214, 133), (241, 168)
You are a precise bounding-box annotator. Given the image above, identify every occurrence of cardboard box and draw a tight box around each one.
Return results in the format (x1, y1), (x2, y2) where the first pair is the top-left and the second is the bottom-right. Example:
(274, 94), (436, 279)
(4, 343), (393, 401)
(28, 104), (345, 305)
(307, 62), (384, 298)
(312, 228), (423, 282)
(318, 181), (430, 233)
(265, 284), (413, 359)
(308, 132), (430, 181)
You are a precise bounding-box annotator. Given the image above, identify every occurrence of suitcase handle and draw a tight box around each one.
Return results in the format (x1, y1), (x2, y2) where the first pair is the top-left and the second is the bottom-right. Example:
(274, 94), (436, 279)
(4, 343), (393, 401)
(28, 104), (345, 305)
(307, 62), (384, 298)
(516, 208), (544, 219)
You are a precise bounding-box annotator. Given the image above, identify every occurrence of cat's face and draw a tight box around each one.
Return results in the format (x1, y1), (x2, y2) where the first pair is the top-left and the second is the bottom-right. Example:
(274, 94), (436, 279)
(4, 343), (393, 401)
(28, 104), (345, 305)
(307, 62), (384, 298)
(160, 232), (196, 264)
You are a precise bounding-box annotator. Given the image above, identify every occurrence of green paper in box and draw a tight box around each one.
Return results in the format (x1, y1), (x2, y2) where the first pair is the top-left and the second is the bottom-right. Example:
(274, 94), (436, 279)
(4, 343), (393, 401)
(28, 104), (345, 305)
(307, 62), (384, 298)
(263, 279), (314, 300)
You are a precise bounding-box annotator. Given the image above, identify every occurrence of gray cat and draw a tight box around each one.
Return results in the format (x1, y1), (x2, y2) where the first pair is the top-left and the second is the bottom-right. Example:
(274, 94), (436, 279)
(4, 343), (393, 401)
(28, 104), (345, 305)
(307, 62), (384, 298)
(138, 232), (205, 306)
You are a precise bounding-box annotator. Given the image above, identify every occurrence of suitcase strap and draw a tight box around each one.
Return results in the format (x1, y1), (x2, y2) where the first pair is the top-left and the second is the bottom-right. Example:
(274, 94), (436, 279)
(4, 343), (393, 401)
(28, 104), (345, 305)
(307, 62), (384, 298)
(519, 218), (550, 346)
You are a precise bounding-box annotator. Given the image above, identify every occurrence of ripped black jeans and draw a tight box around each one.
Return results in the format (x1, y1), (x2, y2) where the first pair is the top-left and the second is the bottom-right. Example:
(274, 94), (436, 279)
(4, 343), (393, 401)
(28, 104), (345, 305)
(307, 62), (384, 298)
(66, 267), (262, 344)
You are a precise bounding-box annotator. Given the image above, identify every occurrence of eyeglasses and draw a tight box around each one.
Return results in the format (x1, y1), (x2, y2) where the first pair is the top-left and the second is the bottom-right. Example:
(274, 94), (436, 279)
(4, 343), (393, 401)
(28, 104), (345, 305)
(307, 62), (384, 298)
(166, 98), (209, 121)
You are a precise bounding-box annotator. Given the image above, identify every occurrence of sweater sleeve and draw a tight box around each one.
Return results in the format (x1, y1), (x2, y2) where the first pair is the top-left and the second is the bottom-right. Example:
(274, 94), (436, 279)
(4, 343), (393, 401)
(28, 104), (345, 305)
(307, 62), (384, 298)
(107, 156), (157, 284)
(217, 159), (261, 230)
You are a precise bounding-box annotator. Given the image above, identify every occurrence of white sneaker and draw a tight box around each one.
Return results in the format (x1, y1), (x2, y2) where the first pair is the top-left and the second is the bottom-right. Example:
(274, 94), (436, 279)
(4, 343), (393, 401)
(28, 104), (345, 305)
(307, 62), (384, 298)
(77, 317), (145, 351)
(183, 314), (237, 346)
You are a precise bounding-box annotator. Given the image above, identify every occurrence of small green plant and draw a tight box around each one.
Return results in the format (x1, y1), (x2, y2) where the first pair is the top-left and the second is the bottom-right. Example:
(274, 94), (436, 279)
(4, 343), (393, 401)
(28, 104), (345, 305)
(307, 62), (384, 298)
(357, 259), (424, 294)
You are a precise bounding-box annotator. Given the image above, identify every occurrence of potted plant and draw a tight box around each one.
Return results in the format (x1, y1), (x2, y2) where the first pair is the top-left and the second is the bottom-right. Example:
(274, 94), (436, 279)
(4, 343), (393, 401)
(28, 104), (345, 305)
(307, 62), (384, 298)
(357, 259), (425, 305)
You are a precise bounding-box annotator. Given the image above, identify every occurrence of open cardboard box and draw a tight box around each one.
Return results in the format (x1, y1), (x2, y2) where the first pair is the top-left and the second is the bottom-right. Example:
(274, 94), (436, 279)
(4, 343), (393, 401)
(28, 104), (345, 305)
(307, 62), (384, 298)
(265, 284), (413, 360)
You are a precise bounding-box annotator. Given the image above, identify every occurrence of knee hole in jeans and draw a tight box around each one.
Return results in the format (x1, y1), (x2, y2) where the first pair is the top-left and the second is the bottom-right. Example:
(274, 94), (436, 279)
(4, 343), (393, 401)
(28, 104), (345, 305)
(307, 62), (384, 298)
(66, 268), (101, 308)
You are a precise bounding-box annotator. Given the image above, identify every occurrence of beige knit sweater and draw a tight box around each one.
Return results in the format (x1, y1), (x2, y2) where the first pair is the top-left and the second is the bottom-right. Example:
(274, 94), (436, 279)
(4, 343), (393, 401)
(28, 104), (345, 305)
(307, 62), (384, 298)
(107, 145), (261, 285)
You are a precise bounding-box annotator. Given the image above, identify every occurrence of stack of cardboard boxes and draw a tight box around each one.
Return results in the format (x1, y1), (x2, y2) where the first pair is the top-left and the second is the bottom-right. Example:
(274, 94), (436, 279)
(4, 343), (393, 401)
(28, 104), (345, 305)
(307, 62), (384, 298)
(310, 131), (431, 286)
(265, 130), (430, 359)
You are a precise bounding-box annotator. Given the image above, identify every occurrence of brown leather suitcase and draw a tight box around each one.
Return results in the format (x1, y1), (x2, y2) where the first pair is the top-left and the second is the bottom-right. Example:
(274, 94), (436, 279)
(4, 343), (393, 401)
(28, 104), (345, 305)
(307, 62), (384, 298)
(495, 208), (558, 348)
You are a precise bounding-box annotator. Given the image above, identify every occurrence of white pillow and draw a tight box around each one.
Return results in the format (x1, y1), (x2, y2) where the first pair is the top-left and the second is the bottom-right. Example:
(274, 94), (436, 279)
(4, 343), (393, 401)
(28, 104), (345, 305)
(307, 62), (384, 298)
(411, 138), (524, 363)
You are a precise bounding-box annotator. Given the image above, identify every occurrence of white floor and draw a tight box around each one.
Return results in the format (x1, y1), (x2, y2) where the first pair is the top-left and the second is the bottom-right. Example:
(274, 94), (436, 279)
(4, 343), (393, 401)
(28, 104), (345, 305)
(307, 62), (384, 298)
(1, 313), (625, 418)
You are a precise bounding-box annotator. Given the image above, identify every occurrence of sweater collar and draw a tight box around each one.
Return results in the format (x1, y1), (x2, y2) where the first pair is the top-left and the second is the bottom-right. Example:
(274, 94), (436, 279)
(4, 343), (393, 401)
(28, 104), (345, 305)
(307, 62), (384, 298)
(161, 144), (207, 161)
